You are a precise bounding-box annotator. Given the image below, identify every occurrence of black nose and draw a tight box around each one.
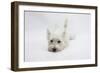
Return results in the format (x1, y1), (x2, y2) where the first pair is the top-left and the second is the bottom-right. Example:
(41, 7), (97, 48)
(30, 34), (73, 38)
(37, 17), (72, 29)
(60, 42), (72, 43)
(52, 48), (56, 52)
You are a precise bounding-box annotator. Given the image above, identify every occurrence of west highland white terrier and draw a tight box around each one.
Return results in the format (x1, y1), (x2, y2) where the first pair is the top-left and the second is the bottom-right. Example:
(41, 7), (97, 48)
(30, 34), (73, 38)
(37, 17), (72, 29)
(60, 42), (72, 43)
(47, 18), (69, 52)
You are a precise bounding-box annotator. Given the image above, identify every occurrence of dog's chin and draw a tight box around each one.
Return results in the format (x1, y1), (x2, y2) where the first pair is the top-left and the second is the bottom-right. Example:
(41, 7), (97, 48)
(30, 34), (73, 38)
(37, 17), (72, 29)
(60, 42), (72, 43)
(48, 48), (63, 53)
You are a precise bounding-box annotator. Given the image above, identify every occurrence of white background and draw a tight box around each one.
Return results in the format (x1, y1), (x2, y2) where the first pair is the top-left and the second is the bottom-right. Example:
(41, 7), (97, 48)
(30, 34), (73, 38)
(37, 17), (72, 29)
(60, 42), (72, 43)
(0, 0), (99, 73)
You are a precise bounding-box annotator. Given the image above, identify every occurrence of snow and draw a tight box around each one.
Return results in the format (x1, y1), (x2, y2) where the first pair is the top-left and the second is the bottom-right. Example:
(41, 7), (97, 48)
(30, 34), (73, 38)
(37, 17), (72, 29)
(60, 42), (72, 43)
(24, 11), (91, 62)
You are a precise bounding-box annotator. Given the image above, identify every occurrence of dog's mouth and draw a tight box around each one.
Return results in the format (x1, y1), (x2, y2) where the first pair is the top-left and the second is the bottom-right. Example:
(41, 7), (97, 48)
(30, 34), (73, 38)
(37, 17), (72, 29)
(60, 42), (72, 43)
(48, 48), (60, 53)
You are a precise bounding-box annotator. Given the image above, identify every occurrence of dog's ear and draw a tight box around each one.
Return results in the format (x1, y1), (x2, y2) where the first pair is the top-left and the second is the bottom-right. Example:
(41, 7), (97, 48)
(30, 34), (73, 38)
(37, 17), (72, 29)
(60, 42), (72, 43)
(47, 29), (50, 35)
(64, 18), (67, 29)
(47, 29), (51, 38)
(63, 18), (68, 37)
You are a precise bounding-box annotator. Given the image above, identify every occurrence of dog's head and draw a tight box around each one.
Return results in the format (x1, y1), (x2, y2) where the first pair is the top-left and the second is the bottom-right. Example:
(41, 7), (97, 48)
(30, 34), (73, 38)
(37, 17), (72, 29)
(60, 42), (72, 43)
(47, 19), (68, 52)
(48, 33), (66, 52)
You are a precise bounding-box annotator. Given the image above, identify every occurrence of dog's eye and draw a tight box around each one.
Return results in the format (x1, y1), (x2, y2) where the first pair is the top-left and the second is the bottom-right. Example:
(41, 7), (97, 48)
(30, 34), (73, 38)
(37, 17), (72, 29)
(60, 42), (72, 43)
(57, 40), (61, 43)
(50, 40), (53, 43)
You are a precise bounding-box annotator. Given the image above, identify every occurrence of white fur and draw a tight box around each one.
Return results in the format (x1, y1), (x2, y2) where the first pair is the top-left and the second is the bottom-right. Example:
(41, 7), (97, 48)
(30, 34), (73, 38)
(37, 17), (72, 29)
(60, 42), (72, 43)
(47, 18), (69, 52)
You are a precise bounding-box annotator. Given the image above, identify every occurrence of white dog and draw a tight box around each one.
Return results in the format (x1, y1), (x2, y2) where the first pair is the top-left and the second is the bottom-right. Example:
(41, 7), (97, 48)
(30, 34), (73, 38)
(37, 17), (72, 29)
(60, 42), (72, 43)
(47, 19), (69, 52)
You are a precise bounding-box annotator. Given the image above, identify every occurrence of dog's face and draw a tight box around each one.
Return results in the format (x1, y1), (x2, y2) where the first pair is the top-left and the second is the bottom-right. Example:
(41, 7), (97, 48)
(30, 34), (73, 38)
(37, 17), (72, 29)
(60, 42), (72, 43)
(48, 32), (66, 52)
(47, 19), (68, 52)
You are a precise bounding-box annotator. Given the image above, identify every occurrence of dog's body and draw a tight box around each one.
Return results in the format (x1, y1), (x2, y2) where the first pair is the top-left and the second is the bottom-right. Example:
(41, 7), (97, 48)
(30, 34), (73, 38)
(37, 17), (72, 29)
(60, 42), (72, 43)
(47, 19), (69, 52)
